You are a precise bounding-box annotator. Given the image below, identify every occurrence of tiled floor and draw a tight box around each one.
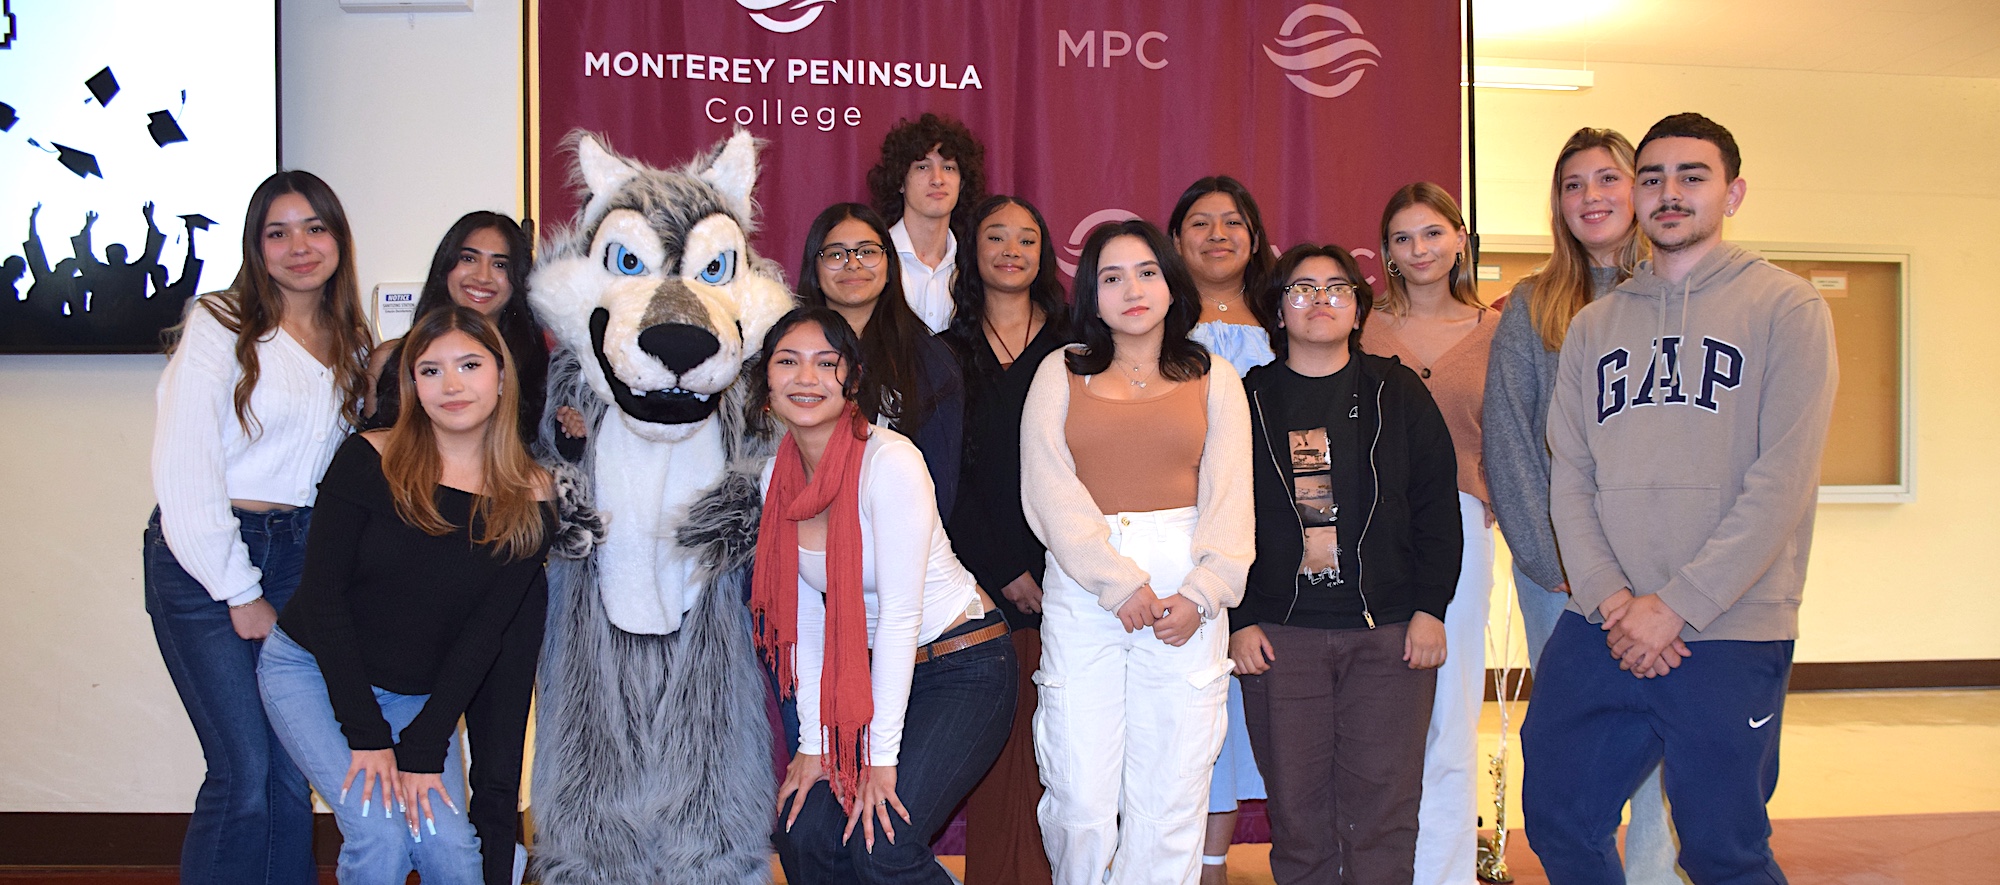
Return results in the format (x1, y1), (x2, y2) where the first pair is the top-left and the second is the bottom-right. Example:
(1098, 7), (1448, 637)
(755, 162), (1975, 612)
(4, 690), (1993, 884)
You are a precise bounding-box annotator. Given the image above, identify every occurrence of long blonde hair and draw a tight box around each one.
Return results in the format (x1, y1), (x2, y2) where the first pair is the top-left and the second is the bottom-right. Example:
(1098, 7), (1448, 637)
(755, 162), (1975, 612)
(1526, 128), (1646, 352)
(1377, 182), (1480, 316)
(178, 171), (371, 434)
(381, 307), (548, 559)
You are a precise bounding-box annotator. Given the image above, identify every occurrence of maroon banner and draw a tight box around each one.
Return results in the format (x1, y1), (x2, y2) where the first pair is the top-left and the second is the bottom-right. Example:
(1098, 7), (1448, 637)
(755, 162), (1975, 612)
(536, 0), (1461, 284)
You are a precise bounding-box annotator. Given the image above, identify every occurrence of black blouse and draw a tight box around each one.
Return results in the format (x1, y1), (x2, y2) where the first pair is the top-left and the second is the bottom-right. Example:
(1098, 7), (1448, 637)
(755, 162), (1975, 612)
(278, 434), (553, 773)
(946, 321), (1069, 629)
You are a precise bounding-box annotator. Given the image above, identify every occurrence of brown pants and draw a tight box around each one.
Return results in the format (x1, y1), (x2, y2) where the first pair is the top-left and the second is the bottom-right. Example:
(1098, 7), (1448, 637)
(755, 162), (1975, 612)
(1240, 621), (1437, 885)
(963, 628), (1055, 885)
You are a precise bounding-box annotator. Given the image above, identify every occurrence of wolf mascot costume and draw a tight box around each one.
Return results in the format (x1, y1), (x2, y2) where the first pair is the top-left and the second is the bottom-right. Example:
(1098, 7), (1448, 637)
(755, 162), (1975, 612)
(527, 129), (792, 883)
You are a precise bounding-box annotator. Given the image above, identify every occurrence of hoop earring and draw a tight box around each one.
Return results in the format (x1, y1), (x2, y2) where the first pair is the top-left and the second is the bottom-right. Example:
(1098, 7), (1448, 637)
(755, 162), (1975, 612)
(1386, 259), (1401, 277)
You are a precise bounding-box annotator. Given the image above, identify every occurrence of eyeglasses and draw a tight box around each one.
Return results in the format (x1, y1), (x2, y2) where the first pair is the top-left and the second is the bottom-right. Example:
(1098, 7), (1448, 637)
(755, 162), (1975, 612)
(1284, 281), (1356, 309)
(818, 244), (887, 270)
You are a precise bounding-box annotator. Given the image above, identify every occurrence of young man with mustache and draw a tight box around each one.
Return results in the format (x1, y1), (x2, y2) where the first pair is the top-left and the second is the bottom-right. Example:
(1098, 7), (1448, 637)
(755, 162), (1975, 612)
(1522, 113), (1839, 885)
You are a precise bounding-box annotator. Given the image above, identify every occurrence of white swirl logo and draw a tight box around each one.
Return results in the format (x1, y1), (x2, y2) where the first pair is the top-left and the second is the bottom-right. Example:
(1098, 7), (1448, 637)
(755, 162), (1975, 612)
(1264, 4), (1382, 98)
(1058, 209), (1141, 277)
(737, 0), (837, 34)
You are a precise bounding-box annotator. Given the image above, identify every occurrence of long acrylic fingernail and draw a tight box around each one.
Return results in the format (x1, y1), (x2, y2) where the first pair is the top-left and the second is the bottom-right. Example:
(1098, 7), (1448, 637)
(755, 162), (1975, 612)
(362, 801), (369, 818)
(398, 799), (406, 813)
(338, 787), (348, 803)
(412, 823), (422, 843)
(427, 816), (437, 836)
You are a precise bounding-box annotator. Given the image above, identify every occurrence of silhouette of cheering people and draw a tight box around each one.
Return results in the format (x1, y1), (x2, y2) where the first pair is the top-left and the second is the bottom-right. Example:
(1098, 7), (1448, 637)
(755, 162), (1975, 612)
(72, 203), (166, 317)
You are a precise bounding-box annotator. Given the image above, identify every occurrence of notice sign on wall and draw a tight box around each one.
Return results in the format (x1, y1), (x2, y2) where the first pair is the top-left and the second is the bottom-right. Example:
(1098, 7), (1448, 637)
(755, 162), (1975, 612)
(535, 1), (1462, 282)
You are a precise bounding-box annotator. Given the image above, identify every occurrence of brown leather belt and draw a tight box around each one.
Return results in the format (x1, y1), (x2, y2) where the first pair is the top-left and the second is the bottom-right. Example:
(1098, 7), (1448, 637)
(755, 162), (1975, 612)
(913, 621), (1010, 665)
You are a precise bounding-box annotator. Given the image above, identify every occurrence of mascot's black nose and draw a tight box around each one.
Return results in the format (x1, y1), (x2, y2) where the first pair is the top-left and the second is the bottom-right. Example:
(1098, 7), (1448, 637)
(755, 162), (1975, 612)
(637, 323), (722, 375)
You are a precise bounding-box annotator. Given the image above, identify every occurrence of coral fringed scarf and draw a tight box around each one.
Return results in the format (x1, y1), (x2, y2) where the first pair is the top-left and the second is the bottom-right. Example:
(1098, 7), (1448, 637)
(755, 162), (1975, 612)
(751, 405), (873, 812)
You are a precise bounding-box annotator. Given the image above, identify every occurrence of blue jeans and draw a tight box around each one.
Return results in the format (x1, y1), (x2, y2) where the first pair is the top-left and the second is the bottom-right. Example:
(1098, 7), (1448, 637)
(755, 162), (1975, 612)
(1517, 567), (1681, 885)
(777, 612), (1019, 884)
(1524, 612), (1792, 885)
(258, 627), (483, 885)
(143, 506), (316, 885)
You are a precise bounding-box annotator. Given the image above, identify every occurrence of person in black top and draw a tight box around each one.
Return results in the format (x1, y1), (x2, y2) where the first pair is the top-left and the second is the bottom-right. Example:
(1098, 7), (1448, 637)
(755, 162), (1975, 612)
(941, 195), (1069, 885)
(258, 306), (554, 885)
(1230, 243), (1461, 885)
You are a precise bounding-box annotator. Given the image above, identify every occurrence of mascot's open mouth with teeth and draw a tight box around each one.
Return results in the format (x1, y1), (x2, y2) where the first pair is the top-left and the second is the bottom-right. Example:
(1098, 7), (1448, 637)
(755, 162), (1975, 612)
(588, 307), (723, 425)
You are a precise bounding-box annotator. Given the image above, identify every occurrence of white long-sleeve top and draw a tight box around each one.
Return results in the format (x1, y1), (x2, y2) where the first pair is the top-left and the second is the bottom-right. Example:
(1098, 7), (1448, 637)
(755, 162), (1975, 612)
(152, 301), (351, 605)
(759, 427), (982, 766)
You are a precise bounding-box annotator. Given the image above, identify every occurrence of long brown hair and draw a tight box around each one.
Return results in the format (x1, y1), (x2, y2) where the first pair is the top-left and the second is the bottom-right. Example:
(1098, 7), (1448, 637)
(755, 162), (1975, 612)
(1376, 182), (1481, 316)
(182, 171), (370, 434)
(1527, 128), (1646, 351)
(382, 307), (549, 559)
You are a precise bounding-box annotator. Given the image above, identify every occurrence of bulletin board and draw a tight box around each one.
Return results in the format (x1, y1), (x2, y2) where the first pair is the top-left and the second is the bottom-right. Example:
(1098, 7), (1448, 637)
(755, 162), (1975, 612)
(1476, 238), (1911, 502)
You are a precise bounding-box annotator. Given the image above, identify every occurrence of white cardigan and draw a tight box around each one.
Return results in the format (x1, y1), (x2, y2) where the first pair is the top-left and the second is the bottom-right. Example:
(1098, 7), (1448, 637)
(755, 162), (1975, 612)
(152, 301), (351, 605)
(759, 427), (982, 766)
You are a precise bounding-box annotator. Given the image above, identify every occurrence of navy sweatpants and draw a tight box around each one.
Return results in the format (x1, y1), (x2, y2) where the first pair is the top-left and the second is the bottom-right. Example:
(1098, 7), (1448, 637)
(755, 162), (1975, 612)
(1522, 611), (1793, 885)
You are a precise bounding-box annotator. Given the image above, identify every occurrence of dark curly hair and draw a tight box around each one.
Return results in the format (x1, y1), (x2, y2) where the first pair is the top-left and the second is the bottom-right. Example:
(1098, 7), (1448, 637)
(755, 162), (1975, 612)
(865, 112), (987, 228)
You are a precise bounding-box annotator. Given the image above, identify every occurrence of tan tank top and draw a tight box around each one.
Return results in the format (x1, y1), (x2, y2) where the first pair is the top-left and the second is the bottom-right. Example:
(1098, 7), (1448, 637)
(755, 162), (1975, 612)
(1065, 371), (1208, 514)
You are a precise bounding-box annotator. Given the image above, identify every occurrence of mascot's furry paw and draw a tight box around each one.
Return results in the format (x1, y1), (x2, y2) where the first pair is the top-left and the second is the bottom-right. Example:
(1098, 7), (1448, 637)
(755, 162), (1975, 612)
(527, 129), (791, 884)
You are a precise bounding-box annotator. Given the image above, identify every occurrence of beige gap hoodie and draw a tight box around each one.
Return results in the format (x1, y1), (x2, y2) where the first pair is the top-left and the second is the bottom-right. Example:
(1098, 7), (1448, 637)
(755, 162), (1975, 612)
(1547, 242), (1838, 642)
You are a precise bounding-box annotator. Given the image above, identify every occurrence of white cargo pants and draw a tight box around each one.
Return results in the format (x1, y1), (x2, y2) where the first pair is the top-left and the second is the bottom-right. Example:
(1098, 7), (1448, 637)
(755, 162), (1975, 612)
(1034, 507), (1234, 885)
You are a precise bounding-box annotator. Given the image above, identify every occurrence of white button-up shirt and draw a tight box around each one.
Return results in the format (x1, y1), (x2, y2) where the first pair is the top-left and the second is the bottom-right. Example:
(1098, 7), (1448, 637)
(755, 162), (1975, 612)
(890, 218), (957, 333)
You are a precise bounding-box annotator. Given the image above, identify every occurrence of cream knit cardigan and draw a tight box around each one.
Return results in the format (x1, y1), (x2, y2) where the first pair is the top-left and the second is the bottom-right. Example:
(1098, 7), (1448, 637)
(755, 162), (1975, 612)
(1019, 347), (1254, 619)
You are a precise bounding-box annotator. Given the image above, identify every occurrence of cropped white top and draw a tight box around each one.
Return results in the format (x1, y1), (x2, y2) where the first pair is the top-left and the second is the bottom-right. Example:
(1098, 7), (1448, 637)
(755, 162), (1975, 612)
(152, 301), (351, 605)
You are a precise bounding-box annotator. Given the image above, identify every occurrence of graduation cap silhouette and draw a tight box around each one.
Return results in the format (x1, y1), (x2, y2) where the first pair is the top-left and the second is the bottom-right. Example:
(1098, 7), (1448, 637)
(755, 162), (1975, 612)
(148, 110), (187, 146)
(85, 68), (119, 106)
(50, 143), (103, 178)
(179, 214), (216, 230)
(0, 102), (15, 132)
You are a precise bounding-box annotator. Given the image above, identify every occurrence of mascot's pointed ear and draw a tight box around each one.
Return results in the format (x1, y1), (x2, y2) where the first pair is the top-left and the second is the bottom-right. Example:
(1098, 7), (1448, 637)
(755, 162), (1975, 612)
(578, 134), (641, 221)
(698, 129), (759, 223)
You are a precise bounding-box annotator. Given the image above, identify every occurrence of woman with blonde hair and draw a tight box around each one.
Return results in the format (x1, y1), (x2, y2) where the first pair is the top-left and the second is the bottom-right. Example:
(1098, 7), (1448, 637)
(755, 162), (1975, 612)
(1482, 127), (1678, 883)
(1362, 181), (1496, 885)
(257, 306), (554, 884)
(145, 170), (371, 884)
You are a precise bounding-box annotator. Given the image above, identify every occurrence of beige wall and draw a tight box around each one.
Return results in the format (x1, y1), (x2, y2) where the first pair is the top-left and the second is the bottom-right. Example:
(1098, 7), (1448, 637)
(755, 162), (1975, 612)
(3, 29), (1993, 812)
(0, 0), (520, 813)
(1471, 62), (2000, 663)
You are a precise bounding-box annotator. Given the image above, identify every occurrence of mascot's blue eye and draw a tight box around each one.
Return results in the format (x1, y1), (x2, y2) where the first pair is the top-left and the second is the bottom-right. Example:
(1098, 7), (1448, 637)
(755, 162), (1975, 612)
(698, 250), (737, 285)
(606, 243), (647, 276)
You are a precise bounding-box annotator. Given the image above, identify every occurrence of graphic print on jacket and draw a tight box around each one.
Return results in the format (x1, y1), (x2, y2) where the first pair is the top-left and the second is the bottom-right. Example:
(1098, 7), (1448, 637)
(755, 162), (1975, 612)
(1289, 427), (1343, 586)
(1595, 334), (1744, 423)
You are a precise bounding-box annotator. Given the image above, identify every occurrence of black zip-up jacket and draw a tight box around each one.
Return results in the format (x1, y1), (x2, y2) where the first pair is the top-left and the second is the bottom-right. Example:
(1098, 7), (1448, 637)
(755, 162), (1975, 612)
(1233, 353), (1462, 633)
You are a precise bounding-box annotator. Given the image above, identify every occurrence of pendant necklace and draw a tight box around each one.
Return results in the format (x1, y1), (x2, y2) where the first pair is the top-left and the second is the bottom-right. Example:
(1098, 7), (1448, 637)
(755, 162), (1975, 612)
(1115, 357), (1153, 389)
(1202, 290), (1242, 313)
(984, 306), (1038, 367)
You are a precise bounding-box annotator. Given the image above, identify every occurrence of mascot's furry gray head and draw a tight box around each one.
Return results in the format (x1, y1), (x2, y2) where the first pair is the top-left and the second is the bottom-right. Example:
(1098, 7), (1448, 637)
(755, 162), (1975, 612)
(528, 130), (784, 884)
(532, 129), (792, 636)
(534, 129), (790, 445)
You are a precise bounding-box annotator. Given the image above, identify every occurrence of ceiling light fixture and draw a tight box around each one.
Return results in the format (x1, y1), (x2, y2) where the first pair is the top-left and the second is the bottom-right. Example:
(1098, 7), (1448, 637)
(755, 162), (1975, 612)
(1463, 64), (1595, 91)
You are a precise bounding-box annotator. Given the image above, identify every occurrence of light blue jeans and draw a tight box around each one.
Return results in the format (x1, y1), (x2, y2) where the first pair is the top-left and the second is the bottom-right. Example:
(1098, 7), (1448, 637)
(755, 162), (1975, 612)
(257, 627), (482, 885)
(1516, 564), (1683, 885)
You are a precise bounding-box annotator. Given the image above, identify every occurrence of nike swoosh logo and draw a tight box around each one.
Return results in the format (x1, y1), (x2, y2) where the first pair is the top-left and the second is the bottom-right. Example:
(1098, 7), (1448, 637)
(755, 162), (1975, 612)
(1749, 714), (1774, 728)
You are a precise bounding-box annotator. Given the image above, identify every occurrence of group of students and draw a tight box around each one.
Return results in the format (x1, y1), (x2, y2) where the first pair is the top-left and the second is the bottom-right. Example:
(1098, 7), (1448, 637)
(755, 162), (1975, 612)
(145, 107), (1834, 885)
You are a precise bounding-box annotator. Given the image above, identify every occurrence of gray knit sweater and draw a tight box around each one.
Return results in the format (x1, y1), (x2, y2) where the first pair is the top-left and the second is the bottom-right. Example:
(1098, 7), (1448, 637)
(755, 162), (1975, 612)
(1481, 266), (1619, 589)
